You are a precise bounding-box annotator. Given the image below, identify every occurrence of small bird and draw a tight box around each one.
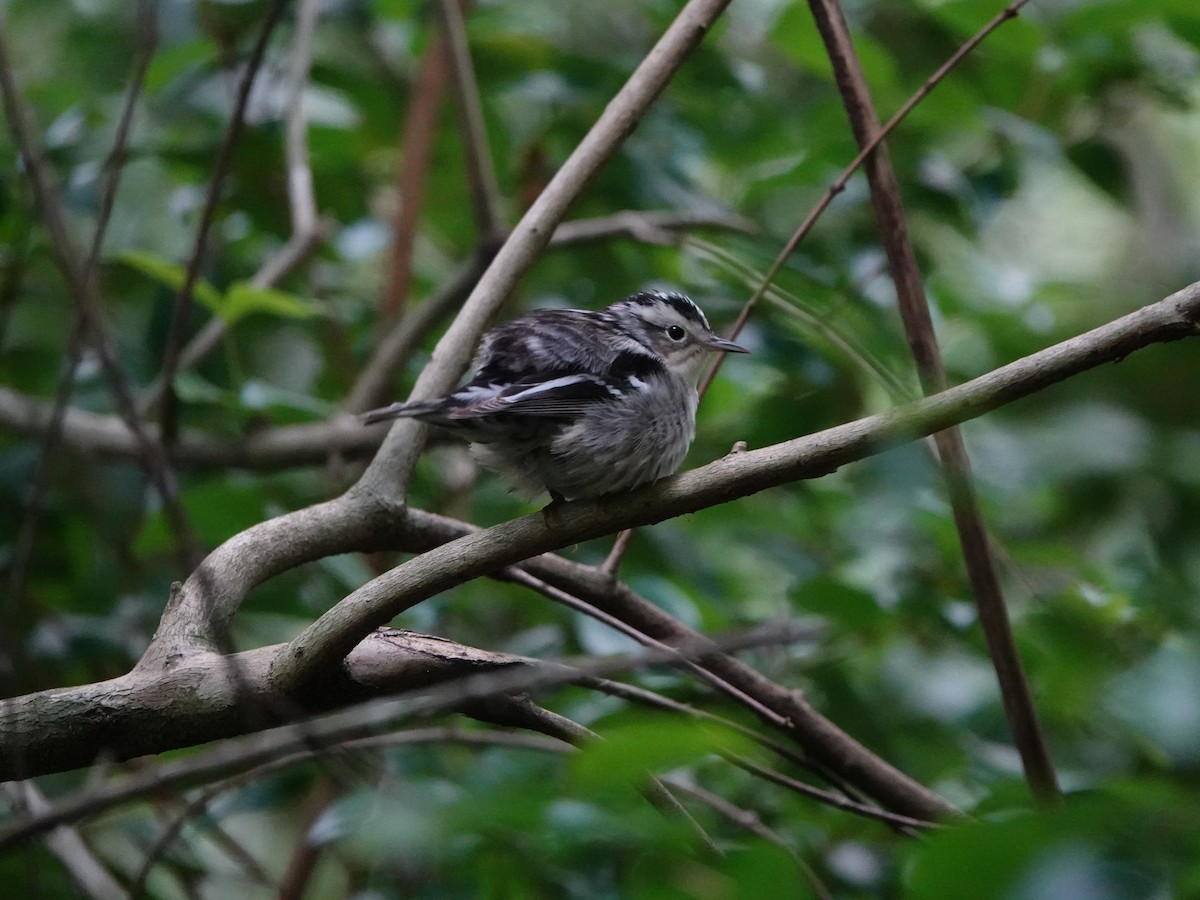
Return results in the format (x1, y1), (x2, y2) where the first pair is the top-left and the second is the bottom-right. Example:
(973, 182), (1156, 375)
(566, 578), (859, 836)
(363, 290), (748, 501)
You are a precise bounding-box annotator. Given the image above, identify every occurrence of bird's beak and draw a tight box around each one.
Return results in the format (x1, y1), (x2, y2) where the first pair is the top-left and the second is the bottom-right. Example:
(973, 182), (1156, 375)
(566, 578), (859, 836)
(706, 335), (749, 353)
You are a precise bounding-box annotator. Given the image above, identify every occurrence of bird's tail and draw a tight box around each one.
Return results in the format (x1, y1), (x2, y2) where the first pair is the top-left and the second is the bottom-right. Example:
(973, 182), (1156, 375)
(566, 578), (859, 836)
(361, 399), (444, 425)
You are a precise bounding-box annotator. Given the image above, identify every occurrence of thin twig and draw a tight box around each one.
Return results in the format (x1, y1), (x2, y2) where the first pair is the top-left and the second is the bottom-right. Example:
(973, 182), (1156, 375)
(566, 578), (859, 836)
(663, 776), (833, 900)
(435, 0), (504, 245)
(503, 567), (800, 728)
(127, 728), (568, 897)
(2, 782), (126, 900)
(726, 753), (937, 834)
(156, 0), (291, 442)
(697, 0), (1034, 396)
(0, 19), (202, 569)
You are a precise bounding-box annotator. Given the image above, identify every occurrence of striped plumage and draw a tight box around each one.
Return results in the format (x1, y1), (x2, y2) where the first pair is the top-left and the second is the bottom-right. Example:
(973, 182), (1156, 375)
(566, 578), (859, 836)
(363, 290), (747, 501)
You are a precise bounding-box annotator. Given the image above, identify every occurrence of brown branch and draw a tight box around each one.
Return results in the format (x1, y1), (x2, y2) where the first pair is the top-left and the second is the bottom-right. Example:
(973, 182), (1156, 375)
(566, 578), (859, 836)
(663, 776), (832, 899)
(435, 0), (505, 246)
(380, 21), (451, 319)
(575, 675), (933, 832)
(502, 566), (802, 728)
(806, 0), (1058, 802)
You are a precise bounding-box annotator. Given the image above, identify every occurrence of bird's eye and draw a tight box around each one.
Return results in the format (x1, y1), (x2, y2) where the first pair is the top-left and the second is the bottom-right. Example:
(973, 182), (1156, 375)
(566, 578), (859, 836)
(666, 325), (686, 341)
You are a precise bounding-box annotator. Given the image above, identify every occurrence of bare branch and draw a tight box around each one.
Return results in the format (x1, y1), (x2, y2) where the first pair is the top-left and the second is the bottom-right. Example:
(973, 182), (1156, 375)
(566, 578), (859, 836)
(0, 627), (802, 848)
(435, 0), (505, 245)
(0, 389), (378, 469)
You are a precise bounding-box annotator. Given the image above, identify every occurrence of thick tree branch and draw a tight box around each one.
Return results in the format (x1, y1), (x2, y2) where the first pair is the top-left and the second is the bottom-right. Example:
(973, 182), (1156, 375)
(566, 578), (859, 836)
(11, 279), (1191, 824)
(0, 628), (798, 847)
(279, 280), (1200, 686)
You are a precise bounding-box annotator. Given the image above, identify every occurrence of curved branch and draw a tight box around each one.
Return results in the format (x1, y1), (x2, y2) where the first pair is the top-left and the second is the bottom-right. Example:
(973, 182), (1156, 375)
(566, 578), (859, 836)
(279, 280), (1200, 679)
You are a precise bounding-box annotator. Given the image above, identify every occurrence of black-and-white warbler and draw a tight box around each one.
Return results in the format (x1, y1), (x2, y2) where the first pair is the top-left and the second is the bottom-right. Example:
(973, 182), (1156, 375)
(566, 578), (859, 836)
(363, 290), (747, 501)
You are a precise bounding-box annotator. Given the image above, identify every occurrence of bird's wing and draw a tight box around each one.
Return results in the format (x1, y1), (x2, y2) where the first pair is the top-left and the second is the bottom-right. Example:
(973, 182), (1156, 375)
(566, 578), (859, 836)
(471, 309), (627, 383)
(447, 373), (620, 419)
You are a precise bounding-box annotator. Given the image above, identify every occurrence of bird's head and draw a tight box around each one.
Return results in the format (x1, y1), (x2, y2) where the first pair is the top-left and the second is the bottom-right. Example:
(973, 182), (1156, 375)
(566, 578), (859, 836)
(606, 291), (748, 380)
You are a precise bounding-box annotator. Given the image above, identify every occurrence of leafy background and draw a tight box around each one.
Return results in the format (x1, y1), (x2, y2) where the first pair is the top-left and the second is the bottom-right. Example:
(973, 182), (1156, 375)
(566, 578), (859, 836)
(2, 0), (1200, 896)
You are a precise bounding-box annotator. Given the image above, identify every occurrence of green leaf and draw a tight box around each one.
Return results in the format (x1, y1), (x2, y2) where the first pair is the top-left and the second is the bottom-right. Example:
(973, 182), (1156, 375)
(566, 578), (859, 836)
(569, 719), (750, 793)
(116, 250), (223, 311)
(221, 281), (321, 324)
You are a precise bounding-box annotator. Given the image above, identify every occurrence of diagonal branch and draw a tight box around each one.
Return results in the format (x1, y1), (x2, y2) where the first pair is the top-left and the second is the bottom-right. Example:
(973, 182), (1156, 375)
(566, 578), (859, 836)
(699, 0), (1033, 395)
(277, 280), (1200, 684)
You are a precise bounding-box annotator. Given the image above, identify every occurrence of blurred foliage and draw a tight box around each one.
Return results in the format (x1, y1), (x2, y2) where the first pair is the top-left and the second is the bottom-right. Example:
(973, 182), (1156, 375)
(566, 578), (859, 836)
(2, 0), (1200, 896)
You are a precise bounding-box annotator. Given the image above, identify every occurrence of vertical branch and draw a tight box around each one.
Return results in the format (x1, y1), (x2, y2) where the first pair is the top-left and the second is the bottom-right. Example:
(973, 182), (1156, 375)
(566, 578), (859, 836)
(805, 0), (1058, 801)
(380, 27), (451, 320)
(434, 0), (505, 245)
